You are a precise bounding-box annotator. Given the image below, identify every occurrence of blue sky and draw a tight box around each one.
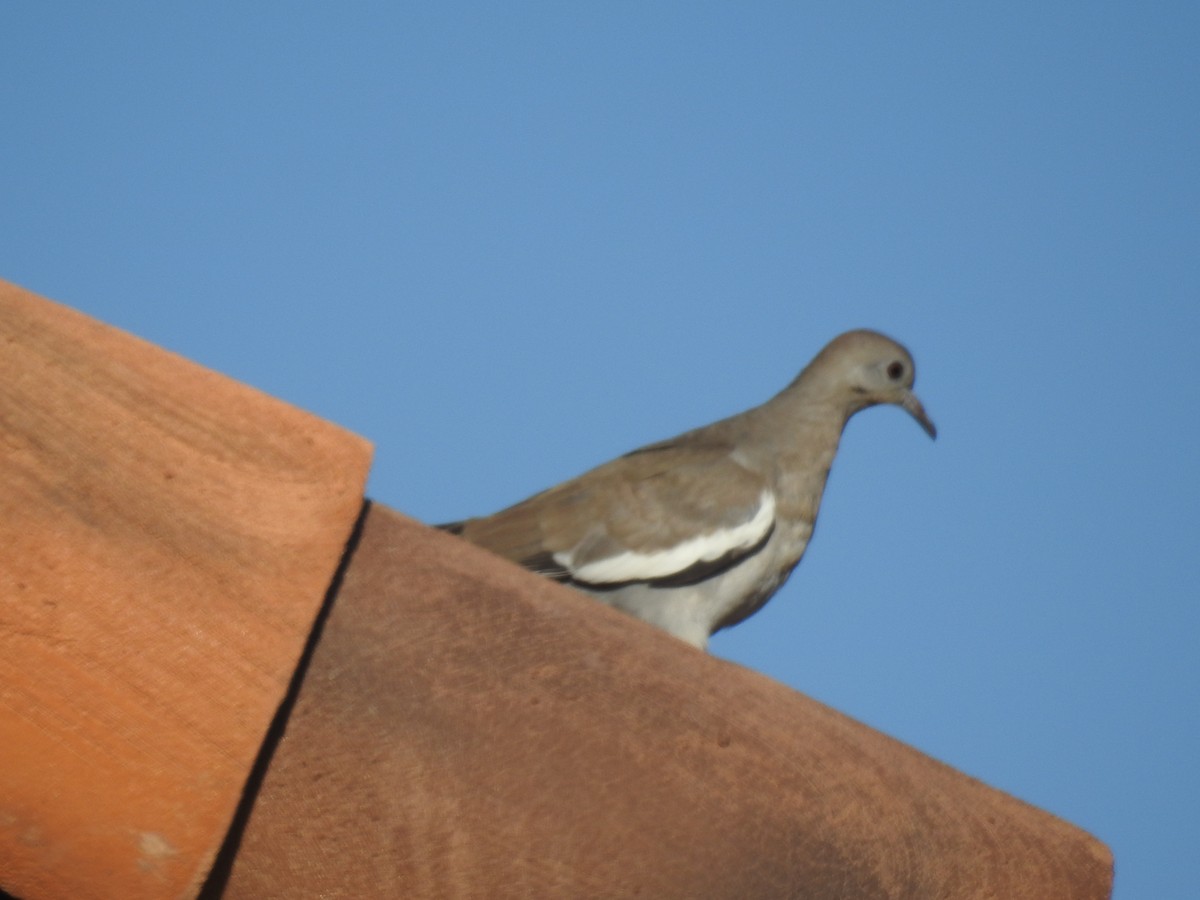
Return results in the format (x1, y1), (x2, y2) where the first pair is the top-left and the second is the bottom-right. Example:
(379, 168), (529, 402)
(3, 5), (1196, 897)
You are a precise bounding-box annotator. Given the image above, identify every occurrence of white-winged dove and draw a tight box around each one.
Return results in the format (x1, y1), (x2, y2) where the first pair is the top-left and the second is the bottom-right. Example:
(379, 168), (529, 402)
(441, 329), (935, 650)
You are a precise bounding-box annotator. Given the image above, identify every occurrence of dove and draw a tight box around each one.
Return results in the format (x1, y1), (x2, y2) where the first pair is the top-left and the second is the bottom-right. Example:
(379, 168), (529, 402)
(441, 330), (935, 649)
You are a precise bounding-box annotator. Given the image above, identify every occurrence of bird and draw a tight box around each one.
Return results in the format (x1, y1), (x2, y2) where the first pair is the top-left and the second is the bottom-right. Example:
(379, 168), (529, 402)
(439, 329), (935, 650)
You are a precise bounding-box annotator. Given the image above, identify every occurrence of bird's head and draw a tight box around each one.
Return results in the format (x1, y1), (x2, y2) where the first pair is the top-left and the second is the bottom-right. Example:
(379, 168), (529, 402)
(799, 329), (937, 439)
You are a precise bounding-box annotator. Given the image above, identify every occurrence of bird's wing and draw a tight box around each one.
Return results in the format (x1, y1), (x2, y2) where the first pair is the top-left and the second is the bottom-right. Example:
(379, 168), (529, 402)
(454, 443), (775, 587)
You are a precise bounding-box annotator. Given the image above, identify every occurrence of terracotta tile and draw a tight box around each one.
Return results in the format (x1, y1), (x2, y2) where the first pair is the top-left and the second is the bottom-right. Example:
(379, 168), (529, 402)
(227, 503), (1112, 899)
(0, 279), (372, 899)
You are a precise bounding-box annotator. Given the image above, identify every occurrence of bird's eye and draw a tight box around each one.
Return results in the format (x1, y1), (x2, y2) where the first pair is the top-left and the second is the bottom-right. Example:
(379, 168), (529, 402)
(886, 361), (905, 381)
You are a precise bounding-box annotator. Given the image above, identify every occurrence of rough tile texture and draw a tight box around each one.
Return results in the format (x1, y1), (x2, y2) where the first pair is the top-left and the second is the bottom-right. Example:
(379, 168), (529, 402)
(226, 502), (1113, 899)
(0, 279), (372, 899)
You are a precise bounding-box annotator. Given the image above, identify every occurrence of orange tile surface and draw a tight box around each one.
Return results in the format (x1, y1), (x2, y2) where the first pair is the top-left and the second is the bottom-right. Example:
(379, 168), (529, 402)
(226, 503), (1113, 899)
(0, 279), (372, 899)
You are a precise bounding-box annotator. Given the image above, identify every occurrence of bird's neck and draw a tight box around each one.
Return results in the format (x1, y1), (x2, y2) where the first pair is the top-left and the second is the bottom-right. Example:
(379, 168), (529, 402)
(739, 390), (850, 522)
(754, 382), (852, 450)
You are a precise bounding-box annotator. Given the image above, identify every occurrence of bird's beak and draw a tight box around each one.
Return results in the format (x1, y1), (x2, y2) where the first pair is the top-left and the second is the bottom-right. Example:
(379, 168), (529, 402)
(900, 391), (937, 440)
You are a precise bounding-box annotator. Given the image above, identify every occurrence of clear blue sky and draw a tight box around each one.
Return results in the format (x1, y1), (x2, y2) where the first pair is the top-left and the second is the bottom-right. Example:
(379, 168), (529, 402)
(3, 5), (1196, 897)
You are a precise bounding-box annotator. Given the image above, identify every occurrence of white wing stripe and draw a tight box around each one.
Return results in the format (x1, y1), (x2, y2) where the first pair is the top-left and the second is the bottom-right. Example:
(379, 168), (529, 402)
(556, 491), (775, 584)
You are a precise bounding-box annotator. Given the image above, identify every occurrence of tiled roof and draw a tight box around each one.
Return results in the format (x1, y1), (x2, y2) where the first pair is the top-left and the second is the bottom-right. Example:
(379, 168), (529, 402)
(0, 279), (1111, 899)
